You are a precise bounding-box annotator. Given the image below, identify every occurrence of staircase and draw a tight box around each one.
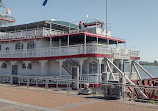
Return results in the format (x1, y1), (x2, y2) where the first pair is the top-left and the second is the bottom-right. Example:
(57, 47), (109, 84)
(62, 58), (86, 75)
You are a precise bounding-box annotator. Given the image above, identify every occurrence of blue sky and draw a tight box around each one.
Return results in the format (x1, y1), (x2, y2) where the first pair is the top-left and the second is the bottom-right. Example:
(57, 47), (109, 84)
(2, 0), (158, 62)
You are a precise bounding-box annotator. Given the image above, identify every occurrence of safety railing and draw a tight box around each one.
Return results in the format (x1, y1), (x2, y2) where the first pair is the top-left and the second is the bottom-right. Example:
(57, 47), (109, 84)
(0, 44), (114, 58)
(0, 74), (158, 103)
(0, 44), (139, 58)
(0, 28), (64, 39)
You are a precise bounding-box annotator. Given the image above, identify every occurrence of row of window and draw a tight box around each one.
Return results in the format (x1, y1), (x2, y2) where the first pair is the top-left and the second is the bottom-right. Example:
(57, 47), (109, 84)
(1, 61), (99, 74)
(15, 41), (36, 50)
(0, 41), (36, 51)
(1, 63), (32, 69)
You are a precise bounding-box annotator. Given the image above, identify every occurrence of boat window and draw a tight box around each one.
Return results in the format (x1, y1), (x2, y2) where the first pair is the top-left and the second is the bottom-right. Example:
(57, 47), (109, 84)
(27, 41), (36, 49)
(89, 61), (97, 74)
(22, 63), (26, 69)
(28, 63), (32, 69)
(15, 42), (23, 50)
(0, 45), (1, 51)
(2, 63), (7, 68)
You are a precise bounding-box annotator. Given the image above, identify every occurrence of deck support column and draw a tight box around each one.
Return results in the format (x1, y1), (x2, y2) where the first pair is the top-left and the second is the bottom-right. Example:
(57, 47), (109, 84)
(107, 39), (109, 45)
(39, 60), (48, 76)
(50, 23), (52, 47)
(120, 60), (124, 72)
(0, 61), (4, 74)
(84, 34), (87, 54)
(97, 57), (104, 82)
(129, 60), (133, 79)
(57, 59), (66, 78)
(77, 58), (87, 80)
(67, 35), (69, 47)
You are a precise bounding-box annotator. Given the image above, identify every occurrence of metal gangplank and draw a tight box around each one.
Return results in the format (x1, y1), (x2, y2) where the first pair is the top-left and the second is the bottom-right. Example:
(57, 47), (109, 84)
(106, 58), (149, 99)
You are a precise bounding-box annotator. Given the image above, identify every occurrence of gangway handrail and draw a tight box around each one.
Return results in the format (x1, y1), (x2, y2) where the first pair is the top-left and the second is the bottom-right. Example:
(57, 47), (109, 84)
(106, 58), (148, 99)
(133, 60), (154, 78)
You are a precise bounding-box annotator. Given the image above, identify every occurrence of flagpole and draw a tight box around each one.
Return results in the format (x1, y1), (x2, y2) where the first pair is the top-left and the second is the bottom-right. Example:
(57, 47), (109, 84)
(106, 0), (108, 37)
(44, 7), (46, 20)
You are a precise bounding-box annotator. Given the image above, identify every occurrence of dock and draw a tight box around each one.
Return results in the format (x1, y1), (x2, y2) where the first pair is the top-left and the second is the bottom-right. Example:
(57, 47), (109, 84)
(0, 84), (157, 111)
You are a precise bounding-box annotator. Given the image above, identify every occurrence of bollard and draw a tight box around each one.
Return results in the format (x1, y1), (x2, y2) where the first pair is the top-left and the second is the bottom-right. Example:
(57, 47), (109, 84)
(18, 77), (21, 86)
(45, 78), (48, 89)
(36, 78), (38, 88)
(67, 80), (69, 93)
(56, 80), (58, 91)
(93, 82), (95, 97)
(10, 76), (13, 86)
(27, 77), (29, 88)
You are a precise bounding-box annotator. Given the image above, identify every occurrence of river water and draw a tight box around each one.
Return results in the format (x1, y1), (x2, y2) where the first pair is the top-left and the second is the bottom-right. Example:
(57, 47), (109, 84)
(124, 63), (158, 79)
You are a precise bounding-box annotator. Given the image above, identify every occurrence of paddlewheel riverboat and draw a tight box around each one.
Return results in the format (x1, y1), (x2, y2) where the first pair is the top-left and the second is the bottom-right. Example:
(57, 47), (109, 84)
(0, 0), (157, 100)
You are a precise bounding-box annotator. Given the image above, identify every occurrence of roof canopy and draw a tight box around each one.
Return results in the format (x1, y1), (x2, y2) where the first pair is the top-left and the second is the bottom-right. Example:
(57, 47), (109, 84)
(0, 20), (78, 32)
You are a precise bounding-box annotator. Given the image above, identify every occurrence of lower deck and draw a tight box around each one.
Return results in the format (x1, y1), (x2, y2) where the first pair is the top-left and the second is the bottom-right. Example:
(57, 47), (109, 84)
(0, 57), (138, 83)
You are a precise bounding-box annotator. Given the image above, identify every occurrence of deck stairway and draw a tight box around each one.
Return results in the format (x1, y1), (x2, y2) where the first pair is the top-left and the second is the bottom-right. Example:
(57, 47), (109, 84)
(62, 58), (86, 75)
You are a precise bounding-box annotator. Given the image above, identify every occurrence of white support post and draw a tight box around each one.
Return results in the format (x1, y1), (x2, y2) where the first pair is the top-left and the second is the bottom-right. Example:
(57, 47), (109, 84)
(50, 37), (52, 48)
(39, 60), (48, 76)
(84, 34), (87, 54)
(120, 60), (124, 72)
(97, 57), (104, 82)
(106, 61), (115, 80)
(133, 62), (142, 80)
(106, 58), (148, 99)
(50, 23), (52, 48)
(57, 59), (66, 78)
(67, 35), (69, 47)
(21, 30), (23, 37)
(49, 23), (52, 35)
(107, 39), (109, 45)
(42, 27), (44, 36)
(0, 61), (4, 74)
(133, 60), (154, 78)
(97, 37), (99, 44)
(129, 60), (133, 79)
(77, 58), (87, 79)
(59, 39), (61, 47)
(35, 28), (37, 36)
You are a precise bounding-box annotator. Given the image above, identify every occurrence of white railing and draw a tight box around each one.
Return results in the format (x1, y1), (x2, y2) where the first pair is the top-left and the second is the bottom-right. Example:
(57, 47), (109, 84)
(0, 44), (139, 58)
(81, 74), (99, 82)
(0, 28), (65, 39)
(0, 44), (113, 58)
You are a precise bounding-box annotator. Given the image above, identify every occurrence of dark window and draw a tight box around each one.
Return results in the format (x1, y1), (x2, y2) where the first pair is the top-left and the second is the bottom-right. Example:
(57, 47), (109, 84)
(2, 63), (7, 68)
(101, 64), (105, 73)
(89, 61), (97, 74)
(15, 42), (23, 50)
(0, 45), (1, 50)
(27, 41), (36, 49)
(28, 63), (32, 69)
(22, 63), (26, 69)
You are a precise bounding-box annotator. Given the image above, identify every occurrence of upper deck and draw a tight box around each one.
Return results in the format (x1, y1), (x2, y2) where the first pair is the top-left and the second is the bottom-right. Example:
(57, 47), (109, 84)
(0, 20), (139, 60)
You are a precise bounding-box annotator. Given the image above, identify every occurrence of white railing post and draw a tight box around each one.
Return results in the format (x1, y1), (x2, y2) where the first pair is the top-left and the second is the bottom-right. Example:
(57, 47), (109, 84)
(35, 28), (37, 36)
(42, 27), (44, 36)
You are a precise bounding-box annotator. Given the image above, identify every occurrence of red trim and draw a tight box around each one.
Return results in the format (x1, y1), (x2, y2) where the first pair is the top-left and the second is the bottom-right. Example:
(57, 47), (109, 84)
(0, 18), (16, 22)
(21, 83), (100, 88)
(130, 57), (140, 60)
(0, 54), (114, 61)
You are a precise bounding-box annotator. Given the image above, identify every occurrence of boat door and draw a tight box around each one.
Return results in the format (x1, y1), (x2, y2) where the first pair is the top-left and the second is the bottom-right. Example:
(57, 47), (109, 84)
(12, 65), (18, 84)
